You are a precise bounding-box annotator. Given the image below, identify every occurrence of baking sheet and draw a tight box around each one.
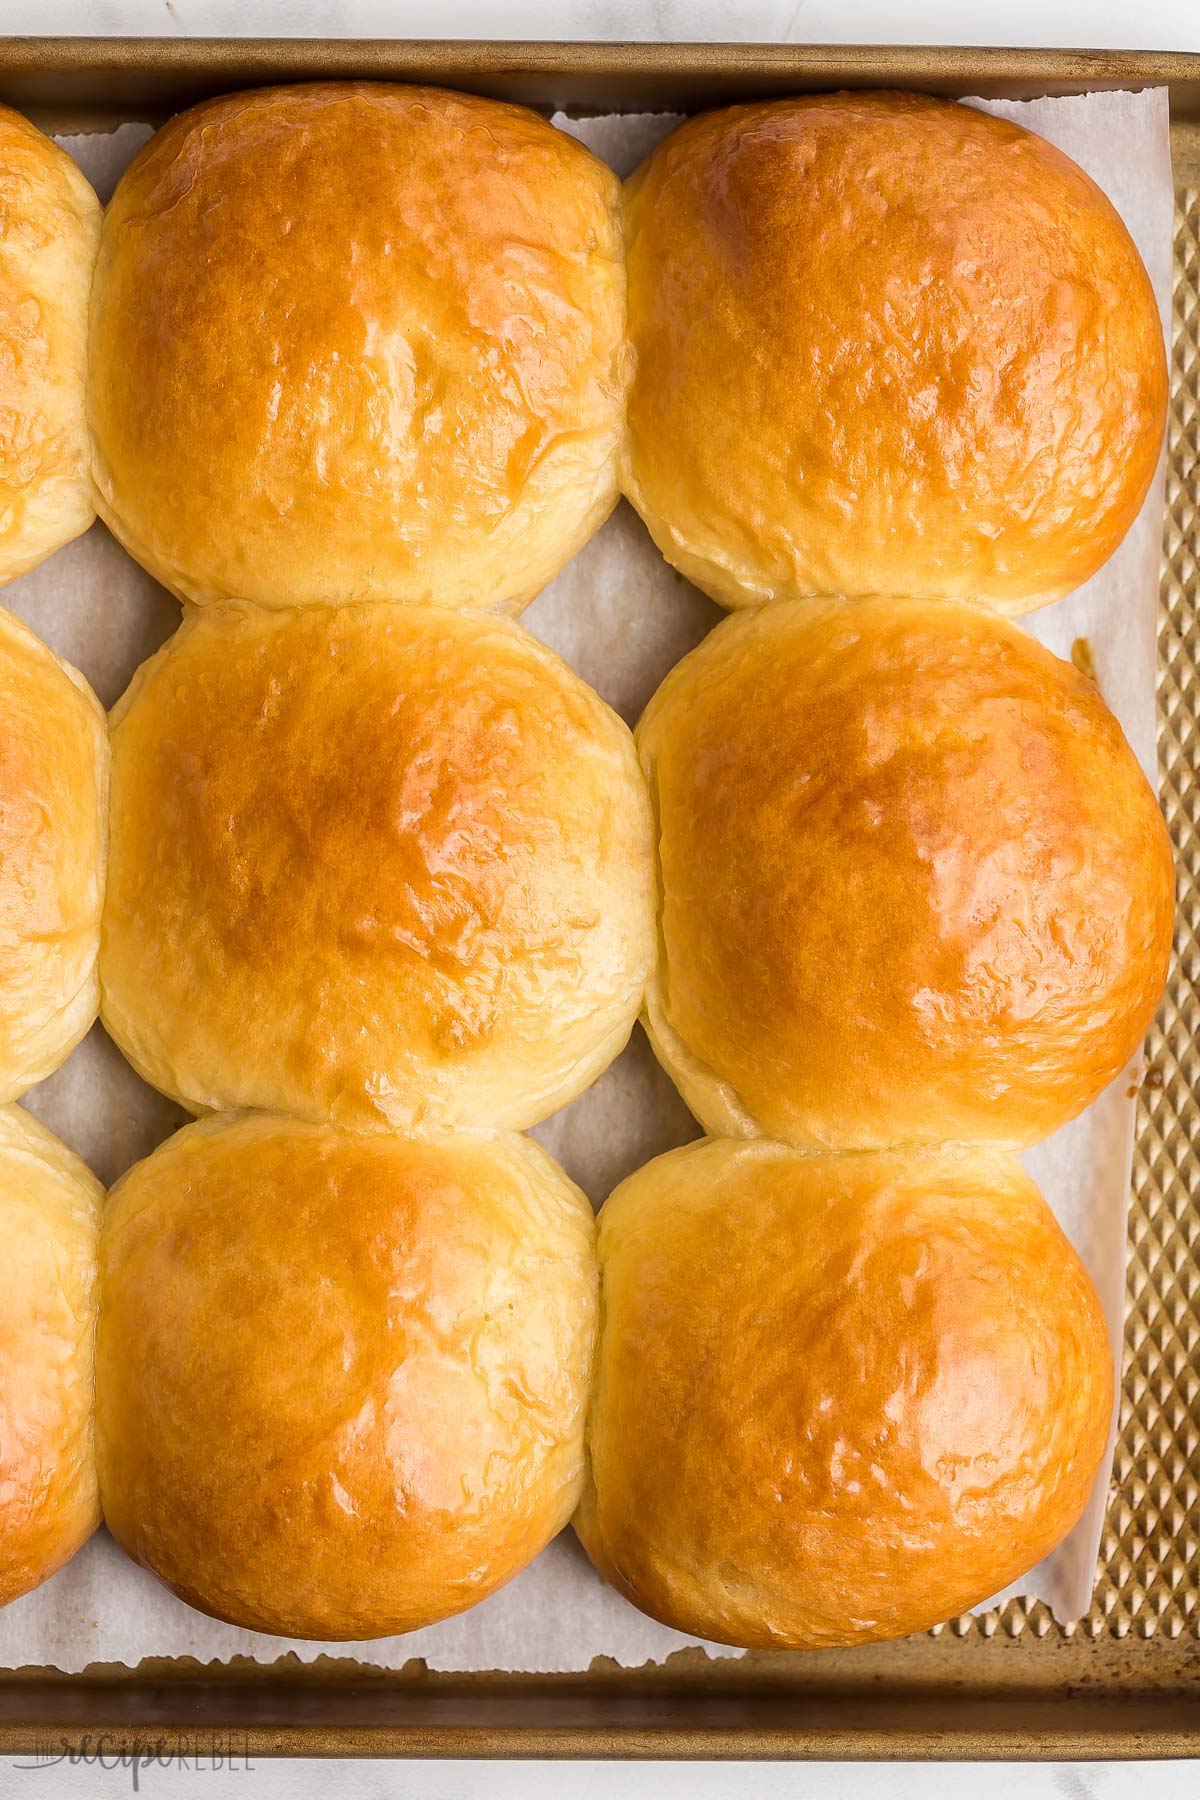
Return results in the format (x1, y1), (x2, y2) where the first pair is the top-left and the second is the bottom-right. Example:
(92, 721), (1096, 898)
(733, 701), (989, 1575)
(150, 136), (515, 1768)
(0, 87), (1174, 1673)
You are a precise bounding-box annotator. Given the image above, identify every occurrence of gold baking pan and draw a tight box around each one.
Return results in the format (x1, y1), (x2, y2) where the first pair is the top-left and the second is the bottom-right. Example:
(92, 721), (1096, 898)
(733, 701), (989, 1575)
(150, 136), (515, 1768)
(0, 38), (1196, 1762)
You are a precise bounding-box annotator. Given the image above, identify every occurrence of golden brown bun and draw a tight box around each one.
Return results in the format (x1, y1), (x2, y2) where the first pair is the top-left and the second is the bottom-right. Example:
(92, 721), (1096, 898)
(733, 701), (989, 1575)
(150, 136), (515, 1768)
(0, 1104), (101, 1607)
(638, 597), (1174, 1150)
(101, 601), (654, 1131)
(575, 1137), (1113, 1649)
(97, 1112), (596, 1639)
(0, 606), (107, 1100)
(622, 93), (1166, 613)
(88, 83), (625, 612)
(0, 106), (99, 583)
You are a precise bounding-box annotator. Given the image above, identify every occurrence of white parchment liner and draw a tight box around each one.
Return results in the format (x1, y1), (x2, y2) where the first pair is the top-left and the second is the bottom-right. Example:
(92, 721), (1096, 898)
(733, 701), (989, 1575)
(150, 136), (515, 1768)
(0, 87), (1174, 1671)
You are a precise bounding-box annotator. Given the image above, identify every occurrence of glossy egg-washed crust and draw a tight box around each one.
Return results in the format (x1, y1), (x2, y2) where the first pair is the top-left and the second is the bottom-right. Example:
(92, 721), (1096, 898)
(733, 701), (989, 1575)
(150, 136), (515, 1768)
(0, 105), (99, 584)
(97, 1113), (597, 1640)
(621, 92), (1167, 614)
(88, 83), (626, 613)
(575, 1137), (1114, 1650)
(101, 601), (655, 1133)
(638, 597), (1175, 1152)
(0, 606), (108, 1100)
(0, 1104), (102, 1607)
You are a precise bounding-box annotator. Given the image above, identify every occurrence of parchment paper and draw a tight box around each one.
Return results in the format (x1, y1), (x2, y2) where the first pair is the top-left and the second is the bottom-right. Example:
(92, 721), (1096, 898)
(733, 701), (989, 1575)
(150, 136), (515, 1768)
(0, 88), (1174, 1672)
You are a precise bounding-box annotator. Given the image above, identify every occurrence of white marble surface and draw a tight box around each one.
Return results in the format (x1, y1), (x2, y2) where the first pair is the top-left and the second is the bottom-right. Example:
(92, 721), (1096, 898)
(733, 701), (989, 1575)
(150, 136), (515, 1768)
(1, 1755), (1199, 1797)
(0, 0), (1194, 48)
(1, 0), (1196, 1791)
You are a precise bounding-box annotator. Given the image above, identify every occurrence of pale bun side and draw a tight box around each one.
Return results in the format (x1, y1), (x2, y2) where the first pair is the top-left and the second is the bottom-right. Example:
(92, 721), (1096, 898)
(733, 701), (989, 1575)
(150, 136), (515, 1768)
(96, 1112), (598, 1640)
(575, 1137), (1114, 1650)
(0, 606), (108, 1100)
(0, 1103), (102, 1607)
(0, 105), (99, 584)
